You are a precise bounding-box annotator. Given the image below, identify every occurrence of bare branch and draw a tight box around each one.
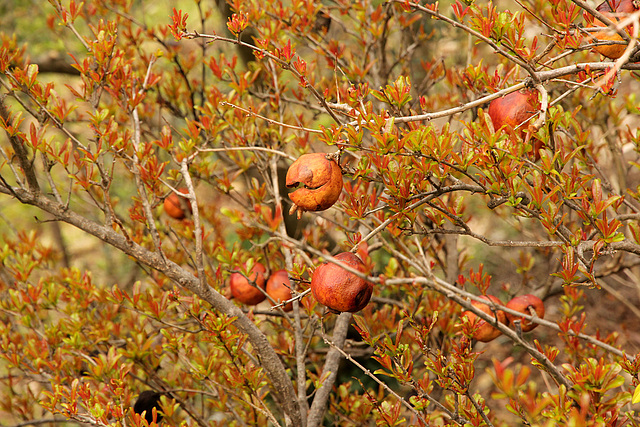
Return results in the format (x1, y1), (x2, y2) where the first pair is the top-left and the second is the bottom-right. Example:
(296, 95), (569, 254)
(0, 96), (40, 193)
(221, 101), (323, 134)
(320, 324), (437, 425)
(307, 313), (352, 427)
(0, 187), (302, 426)
(183, 31), (344, 125)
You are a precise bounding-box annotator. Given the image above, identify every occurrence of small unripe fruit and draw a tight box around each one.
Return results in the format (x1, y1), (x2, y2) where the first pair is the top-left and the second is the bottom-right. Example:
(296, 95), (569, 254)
(266, 270), (293, 312)
(230, 262), (267, 305)
(462, 295), (507, 343)
(310, 252), (372, 313)
(505, 294), (545, 332)
(286, 153), (343, 216)
(163, 188), (192, 220)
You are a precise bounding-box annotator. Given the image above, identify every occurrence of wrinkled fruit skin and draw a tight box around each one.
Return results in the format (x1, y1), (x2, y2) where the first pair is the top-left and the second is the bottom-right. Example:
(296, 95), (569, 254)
(286, 153), (343, 213)
(266, 269), (293, 312)
(230, 262), (267, 305)
(506, 294), (545, 332)
(462, 295), (507, 343)
(310, 252), (372, 313)
(163, 188), (192, 220)
(488, 89), (543, 159)
(590, 0), (639, 59)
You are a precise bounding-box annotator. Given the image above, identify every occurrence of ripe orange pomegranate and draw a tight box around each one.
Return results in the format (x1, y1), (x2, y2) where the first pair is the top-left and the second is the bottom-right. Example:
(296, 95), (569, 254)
(310, 252), (372, 313)
(163, 188), (192, 220)
(286, 153), (343, 217)
(505, 294), (545, 332)
(488, 89), (541, 132)
(266, 269), (293, 312)
(487, 88), (543, 159)
(462, 295), (507, 343)
(230, 262), (267, 305)
(588, 0), (639, 59)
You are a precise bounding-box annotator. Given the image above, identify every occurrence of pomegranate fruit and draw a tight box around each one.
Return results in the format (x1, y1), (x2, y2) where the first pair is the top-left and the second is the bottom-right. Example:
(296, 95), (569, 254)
(487, 88), (543, 159)
(462, 295), (507, 343)
(230, 262), (267, 305)
(310, 252), (372, 313)
(589, 0), (639, 59)
(266, 269), (293, 312)
(286, 153), (343, 217)
(163, 187), (192, 220)
(488, 88), (541, 132)
(505, 294), (545, 332)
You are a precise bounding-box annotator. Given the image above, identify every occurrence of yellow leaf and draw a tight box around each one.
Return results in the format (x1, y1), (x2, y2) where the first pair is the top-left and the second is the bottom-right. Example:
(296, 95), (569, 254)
(632, 384), (640, 404)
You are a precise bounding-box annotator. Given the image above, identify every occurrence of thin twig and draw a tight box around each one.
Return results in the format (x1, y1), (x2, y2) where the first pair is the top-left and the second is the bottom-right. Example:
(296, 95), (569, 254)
(221, 101), (323, 134)
(183, 31), (343, 124)
(197, 145), (297, 161)
(180, 159), (207, 290)
(320, 324), (434, 426)
(130, 58), (166, 263)
(269, 151), (310, 426)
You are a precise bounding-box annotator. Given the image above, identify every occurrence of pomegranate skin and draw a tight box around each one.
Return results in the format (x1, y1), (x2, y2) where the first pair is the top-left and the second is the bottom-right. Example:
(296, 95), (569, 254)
(310, 252), (373, 313)
(596, 0), (637, 12)
(230, 262), (267, 305)
(286, 153), (343, 213)
(487, 88), (543, 159)
(462, 295), (507, 343)
(587, 0), (639, 59)
(266, 270), (293, 312)
(163, 188), (192, 220)
(505, 294), (545, 332)
(488, 89), (540, 132)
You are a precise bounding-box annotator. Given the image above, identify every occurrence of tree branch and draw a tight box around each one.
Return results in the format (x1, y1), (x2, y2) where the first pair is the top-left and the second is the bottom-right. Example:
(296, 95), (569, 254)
(0, 186), (302, 426)
(319, 321), (434, 425)
(0, 96), (40, 193)
(307, 312), (351, 427)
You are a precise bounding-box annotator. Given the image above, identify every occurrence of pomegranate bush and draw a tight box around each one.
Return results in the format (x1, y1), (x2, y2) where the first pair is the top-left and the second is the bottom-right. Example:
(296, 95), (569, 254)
(1, 0), (640, 425)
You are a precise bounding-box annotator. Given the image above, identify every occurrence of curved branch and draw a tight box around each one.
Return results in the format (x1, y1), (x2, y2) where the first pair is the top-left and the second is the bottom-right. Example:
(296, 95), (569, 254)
(398, 1), (537, 77)
(571, 0), (632, 42)
(0, 186), (302, 427)
(425, 276), (571, 389)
